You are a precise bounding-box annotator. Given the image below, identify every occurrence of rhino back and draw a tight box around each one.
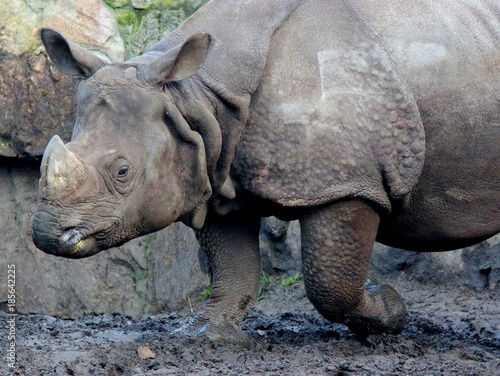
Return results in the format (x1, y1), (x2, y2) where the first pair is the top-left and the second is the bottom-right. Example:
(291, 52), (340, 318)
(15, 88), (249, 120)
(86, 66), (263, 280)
(233, 0), (500, 246)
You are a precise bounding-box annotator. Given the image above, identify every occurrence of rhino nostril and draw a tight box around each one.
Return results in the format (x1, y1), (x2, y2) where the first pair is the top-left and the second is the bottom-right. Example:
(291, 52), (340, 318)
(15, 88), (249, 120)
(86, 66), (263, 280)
(60, 228), (83, 247)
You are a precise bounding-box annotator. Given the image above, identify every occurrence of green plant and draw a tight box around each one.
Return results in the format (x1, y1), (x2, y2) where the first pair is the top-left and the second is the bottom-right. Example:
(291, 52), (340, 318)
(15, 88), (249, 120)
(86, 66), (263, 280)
(0, 136), (11, 147)
(200, 285), (212, 299)
(281, 273), (303, 288)
(258, 270), (275, 297)
(199, 270), (280, 301)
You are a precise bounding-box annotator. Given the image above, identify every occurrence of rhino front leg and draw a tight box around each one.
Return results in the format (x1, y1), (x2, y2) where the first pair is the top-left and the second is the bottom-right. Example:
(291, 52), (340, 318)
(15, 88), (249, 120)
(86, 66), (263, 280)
(180, 212), (261, 347)
(300, 199), (406, 336)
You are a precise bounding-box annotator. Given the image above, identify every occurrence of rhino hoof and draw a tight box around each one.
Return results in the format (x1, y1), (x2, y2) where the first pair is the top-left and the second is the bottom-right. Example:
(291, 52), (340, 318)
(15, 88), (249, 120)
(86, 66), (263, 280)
(172, 314), (252, 349)
(344, 283), (407, 336)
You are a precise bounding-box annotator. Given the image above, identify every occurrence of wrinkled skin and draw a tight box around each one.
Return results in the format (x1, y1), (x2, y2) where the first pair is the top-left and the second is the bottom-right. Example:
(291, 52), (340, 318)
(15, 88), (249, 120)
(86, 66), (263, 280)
(32, 61), (212, 257)
(33, 0), (500, 346)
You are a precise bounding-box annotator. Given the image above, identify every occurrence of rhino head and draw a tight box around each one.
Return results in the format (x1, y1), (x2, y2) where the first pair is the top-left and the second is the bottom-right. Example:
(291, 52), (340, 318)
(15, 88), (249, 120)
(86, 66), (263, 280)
(32, 29), (215, 258)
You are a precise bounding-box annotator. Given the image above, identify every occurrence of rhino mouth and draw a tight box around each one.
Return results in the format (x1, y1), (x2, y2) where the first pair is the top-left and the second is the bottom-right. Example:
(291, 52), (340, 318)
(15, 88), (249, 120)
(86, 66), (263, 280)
(56, 221), (126, 258)
(32, 211), (106, 259)
(32, 208), (127, 258)
(58, 228), (101, 258)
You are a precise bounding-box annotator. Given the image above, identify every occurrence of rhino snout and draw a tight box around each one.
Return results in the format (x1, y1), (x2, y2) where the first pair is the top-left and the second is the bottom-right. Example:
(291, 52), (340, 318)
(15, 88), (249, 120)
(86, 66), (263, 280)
(32, 212), (100, 259)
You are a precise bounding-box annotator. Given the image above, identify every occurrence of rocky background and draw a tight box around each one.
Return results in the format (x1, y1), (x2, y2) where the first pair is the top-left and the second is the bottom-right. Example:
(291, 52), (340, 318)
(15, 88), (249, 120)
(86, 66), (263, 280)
(0, 0), (498, 319)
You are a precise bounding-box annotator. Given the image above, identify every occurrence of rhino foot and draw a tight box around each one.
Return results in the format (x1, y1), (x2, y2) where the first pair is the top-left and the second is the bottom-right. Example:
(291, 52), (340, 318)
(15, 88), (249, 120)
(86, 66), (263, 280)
(172, 314), (252, 349)
(300, 200), (408, 336)
(344, 283), (407, 336)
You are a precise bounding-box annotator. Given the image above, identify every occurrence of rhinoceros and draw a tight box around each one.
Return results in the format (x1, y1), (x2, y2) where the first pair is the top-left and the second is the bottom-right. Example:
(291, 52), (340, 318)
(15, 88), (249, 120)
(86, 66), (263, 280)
(32, 0), (500, 345)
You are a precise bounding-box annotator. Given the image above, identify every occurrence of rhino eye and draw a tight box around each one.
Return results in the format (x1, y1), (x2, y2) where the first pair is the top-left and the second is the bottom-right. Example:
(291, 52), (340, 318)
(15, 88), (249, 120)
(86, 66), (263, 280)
(111, 158), (131, 183)
(117, 167), (129, 178)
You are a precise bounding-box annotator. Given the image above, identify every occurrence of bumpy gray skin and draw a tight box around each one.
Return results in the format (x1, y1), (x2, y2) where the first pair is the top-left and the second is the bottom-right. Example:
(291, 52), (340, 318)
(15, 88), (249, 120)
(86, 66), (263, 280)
(32, 0), (500, 345)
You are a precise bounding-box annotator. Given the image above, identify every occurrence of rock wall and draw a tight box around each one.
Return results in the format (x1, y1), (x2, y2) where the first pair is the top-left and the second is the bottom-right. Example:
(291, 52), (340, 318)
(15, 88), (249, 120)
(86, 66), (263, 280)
(0, 0), (498, 319)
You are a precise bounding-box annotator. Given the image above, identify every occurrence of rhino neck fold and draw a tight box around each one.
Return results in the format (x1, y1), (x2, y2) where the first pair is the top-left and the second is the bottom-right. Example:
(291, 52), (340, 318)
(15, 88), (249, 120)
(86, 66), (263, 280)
(135, 0), (305, 208)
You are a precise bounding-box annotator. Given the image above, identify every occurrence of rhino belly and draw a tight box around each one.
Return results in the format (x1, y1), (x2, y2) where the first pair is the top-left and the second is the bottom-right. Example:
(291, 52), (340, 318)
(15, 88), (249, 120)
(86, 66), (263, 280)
(378, 145), (500, 252)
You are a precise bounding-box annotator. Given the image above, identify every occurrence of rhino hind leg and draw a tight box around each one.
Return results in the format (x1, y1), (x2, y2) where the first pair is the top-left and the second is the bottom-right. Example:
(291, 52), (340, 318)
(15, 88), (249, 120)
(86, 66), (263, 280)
(299, 199), (406, 336)
(175, 212), (261, 348)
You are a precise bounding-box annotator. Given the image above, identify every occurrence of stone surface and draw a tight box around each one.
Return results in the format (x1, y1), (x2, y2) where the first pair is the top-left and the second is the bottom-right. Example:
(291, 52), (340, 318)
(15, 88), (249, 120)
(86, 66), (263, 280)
(43, 0), (118, 46)
(260, 217), (301, 274)
(0, 54), (77, 159)
(0, 0), (124, 61)
(0, 0), (41, 56)
(371, 239), (500, 290)
(0, 158), (208, 318)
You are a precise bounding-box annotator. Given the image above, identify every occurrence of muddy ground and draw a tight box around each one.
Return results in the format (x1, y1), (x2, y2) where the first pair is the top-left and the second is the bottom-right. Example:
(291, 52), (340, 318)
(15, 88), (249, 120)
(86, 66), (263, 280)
(2, 277), (499, 376)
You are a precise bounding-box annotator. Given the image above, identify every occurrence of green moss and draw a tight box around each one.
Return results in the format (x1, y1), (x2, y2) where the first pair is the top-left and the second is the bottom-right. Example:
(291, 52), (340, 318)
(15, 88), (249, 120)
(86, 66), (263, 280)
(109, 1), (209, 59)
(115, 8), (141, 27)
(1, 136), (12, 147)
(132, 0), (201, 10)
(104, 0), (131, 8)
(200, 285), (212, 299)
(134, 0), (175, 9)
(113, 7), (144, 56)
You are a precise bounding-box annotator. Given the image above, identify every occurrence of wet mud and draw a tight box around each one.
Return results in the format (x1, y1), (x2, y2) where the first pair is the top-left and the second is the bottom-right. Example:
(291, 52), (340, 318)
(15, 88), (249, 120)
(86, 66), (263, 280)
(2, 278), (499, 376)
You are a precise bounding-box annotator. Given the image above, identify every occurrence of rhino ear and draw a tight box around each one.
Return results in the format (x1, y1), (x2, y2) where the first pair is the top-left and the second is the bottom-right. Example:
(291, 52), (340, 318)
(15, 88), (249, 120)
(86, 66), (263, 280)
(139, 33), (212, 85)
(40, 28), (105, 78)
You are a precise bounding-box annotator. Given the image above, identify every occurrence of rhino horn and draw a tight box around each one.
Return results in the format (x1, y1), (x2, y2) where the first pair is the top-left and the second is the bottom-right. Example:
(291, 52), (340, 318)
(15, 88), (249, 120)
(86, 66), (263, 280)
(40, 135), (86, 199)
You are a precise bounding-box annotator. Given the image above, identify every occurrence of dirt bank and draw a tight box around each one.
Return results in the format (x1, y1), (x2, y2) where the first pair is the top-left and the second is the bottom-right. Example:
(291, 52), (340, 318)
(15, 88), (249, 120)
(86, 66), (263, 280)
(2, 277), (499, 376)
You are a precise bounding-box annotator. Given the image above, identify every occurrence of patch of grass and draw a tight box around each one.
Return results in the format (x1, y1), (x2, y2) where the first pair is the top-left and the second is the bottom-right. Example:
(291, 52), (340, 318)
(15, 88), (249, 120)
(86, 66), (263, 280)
(258, 270), (275, 297)
(199, 270), (276, 301)
(281, 273), (303, 288)
(200, 285), (212, 299)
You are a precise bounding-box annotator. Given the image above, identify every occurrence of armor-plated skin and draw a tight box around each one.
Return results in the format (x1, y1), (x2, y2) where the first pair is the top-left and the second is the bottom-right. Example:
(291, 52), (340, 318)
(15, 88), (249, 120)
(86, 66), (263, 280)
(33, 0), (499, 346)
